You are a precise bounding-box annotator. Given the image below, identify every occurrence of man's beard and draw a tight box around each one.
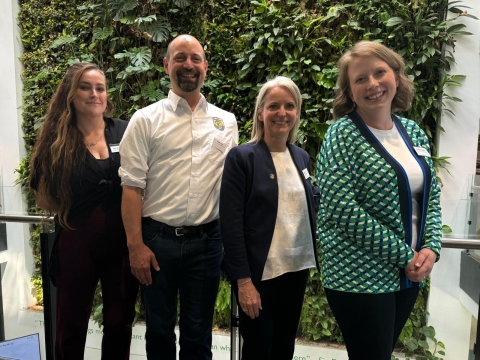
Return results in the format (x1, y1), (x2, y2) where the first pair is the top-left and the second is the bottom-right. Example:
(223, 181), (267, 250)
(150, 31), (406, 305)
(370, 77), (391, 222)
(176, 70), (200, 92)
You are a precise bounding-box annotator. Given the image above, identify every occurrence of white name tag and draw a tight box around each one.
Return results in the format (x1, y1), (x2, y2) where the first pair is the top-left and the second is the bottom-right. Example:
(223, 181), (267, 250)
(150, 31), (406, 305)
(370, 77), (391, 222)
(110, 144), (120, 153)
(212, 137), (227, 153)
(414, 146), (430, 157)
(302, 168), (311, 179)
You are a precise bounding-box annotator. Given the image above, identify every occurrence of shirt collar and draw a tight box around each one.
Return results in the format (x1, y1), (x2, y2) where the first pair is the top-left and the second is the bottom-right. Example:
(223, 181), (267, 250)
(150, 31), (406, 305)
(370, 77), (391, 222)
(168, 90), (208, 113)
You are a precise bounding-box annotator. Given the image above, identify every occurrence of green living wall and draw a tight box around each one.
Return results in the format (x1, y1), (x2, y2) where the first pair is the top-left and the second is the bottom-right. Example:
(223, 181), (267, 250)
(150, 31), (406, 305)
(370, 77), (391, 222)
(16, 0), (475, 356)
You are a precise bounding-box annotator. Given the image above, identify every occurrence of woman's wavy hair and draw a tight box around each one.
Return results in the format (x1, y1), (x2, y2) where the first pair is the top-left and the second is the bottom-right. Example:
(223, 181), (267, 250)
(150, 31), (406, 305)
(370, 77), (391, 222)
(29, 62), (113, 229)
(333, 40), (415, 120)
(251, 76), (302, 144)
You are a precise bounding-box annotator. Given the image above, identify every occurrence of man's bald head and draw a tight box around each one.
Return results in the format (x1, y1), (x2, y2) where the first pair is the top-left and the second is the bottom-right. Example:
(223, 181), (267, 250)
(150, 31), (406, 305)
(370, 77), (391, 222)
(165, 35), (206, 61)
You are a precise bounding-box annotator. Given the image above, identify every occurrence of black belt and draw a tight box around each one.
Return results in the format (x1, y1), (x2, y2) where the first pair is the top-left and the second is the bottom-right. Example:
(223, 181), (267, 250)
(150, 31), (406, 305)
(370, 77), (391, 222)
(143, 217), (219, 237)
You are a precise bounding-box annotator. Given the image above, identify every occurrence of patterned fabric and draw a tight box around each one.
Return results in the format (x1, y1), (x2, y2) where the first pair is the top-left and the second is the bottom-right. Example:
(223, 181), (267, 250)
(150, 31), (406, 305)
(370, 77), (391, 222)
(317, 114), (442, 293)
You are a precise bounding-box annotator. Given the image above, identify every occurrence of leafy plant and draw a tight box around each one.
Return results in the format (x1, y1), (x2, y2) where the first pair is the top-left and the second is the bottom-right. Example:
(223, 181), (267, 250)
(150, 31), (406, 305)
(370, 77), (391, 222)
(213, 278), (231, 328)
(393, 326), (446, 360)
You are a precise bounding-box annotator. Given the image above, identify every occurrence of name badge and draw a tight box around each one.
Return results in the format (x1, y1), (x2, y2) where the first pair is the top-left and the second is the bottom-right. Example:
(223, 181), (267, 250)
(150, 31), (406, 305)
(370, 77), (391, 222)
(110, 143), (120, 153)
(212, 137), (227, 153)
(302, 168), (311, 179)
(413, 146), (430, 157)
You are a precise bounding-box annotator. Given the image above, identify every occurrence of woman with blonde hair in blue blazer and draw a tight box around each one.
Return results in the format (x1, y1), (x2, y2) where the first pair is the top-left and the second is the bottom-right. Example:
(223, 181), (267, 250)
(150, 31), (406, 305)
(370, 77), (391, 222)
(220, 76), (319, 360)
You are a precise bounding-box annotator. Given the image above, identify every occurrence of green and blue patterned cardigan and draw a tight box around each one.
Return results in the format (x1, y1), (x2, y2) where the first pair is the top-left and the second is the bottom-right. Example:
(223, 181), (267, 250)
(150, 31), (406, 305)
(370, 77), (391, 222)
(317, 112), (442, 294)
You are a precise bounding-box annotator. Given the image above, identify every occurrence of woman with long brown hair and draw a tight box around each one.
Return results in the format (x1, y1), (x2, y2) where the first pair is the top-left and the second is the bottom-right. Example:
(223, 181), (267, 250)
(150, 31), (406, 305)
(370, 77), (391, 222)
(29, 62), (138, 360)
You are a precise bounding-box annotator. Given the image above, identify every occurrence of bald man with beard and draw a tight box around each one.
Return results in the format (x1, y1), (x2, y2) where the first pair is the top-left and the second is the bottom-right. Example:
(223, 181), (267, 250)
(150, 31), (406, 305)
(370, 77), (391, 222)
(119, 35), (238, 359)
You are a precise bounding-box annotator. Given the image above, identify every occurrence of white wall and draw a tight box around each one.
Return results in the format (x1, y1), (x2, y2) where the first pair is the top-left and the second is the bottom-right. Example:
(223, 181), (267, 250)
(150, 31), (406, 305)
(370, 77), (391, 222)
(429, 1), (480, 359)
(0, 0), (38, 350)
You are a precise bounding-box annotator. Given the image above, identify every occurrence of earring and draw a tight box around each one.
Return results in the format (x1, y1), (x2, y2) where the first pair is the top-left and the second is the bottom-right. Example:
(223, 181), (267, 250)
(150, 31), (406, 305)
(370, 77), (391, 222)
(353, 102), (356, 108)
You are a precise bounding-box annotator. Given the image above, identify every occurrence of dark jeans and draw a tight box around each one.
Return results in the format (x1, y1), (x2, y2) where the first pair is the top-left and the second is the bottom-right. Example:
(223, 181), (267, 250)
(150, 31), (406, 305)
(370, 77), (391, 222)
(141, 218), (222, 360)
(325, 286), (420, 360)
(54, 205), (139, 360)
(233, 269), (309, 360)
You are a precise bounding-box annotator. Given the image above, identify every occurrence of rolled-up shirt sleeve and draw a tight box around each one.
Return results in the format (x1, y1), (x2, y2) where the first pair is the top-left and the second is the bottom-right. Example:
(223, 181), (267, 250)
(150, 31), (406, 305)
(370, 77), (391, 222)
(119, 110), (151, 189)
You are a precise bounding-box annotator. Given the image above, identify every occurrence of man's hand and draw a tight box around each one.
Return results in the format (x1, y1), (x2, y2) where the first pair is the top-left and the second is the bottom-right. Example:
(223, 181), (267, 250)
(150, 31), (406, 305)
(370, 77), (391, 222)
(128, 243), (160, 285)
(122, 185), (160, 285)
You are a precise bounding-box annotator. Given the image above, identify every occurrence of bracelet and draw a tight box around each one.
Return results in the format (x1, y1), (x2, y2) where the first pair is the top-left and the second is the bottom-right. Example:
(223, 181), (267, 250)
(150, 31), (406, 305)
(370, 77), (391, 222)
(237, 278), (252, 286)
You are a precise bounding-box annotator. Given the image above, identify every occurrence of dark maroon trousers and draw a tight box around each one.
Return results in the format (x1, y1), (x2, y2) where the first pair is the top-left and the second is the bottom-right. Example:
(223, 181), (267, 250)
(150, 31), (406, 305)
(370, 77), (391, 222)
(54, 205), (139, 360)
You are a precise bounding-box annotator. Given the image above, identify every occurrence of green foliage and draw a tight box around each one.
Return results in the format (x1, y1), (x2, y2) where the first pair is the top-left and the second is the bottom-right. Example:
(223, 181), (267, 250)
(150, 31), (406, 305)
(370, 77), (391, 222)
(213, 277), (231, 329)
(393, 326), (446, 360)
(301, 268), (342, 341)
(17, 0), (473, 353)
(442, 225), (453, 233)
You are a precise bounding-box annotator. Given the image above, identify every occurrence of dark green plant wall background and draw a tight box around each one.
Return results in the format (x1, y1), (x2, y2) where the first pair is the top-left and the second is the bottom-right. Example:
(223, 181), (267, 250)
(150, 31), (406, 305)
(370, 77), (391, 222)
(16, 0), (474, 353)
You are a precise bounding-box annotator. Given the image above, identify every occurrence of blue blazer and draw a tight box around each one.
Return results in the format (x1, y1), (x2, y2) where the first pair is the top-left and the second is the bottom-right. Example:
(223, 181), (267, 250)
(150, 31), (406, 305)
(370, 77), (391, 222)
(219, 139), (319, 283)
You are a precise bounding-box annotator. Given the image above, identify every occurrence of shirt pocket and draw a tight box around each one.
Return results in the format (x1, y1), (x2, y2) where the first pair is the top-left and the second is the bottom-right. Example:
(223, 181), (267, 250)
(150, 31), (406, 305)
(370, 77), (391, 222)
(208, 133), (230, 164)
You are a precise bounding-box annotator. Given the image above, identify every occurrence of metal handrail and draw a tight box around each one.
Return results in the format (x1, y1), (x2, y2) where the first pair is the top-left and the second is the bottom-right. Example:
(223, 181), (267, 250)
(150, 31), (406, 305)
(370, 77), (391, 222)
(442, 238), (480, 249)
(0, 214), (54, 224)
(1, 214), (480, 247)
(1, 215), (480, 360)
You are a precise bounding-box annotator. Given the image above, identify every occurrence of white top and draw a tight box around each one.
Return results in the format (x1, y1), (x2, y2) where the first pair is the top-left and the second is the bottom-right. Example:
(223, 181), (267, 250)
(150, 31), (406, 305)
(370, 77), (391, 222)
(119, 90), (238, 226)
(368, 123), (424, 250)
(262, 150), (316, 281)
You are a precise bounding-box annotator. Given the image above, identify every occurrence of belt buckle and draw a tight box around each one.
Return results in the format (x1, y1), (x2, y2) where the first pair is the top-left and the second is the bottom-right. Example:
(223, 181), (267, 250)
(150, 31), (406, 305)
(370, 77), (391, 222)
(175, 228), (184, 236)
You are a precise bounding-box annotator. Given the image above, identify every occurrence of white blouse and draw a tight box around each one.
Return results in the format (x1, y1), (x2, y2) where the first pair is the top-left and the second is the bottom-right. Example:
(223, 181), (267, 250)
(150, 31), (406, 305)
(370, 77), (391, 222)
(262, 150), (316, 281)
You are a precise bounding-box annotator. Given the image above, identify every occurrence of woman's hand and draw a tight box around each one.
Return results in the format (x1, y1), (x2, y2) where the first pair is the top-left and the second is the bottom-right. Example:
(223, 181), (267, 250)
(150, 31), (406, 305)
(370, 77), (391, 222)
(405, 248), (436, 282)
(237, 278), (262, 319)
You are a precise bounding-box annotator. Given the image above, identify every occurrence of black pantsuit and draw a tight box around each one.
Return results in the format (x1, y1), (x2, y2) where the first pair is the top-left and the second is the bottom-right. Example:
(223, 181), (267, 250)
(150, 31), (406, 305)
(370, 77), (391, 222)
(233, 270), (309, 360)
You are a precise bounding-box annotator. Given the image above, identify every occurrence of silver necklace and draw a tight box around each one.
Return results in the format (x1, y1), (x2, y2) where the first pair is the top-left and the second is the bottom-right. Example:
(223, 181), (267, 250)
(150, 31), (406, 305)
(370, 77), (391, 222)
(84, 133), (103, 147)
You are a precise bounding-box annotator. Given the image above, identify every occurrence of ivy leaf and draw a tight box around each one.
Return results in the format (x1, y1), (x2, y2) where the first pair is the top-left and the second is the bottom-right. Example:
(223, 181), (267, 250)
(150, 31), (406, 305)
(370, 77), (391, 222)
(93, 26), (114, 41)
(139, 18), (172, 43)
(418, 340), (429, 349)
(50, 35), (77, 48)
(135, 15), (157, 25)
(442, 225), (452, 233)
(140, 81), (164, 102)
(420, 326), (436, 339)
(108, 0), (137, 21)
(120, 16), (135, 24)
(386, 17), (404, 27)
(172, 0), (191, 8)
(404, 338), (418, 352)
(130, 47), (152, 67)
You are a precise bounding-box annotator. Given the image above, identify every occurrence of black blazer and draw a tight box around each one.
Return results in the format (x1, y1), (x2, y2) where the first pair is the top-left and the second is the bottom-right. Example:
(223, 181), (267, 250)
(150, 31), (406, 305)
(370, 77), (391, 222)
(219, 139), (319, 283)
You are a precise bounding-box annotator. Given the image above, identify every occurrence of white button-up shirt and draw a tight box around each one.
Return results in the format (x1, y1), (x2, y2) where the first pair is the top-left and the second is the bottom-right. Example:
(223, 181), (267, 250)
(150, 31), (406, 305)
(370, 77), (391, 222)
(119, 91), (238, 226)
